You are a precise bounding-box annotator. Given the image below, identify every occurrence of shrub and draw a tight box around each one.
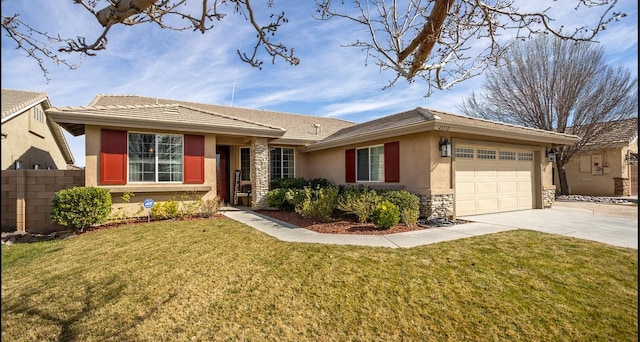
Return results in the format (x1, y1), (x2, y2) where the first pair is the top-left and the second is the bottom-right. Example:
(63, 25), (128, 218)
(199, 197), (222, 217)
(294, 187), (339, 222)
(307, 178), (333, 189)
(400, 208), (420, 227)
(337, 187), (380, 223)
(371, 200), (400, 229)
(379, 190), (420, 225)
(270, 177), (307, 190)
(150, 200), (179, 220)
(109, 191), (144, 224)
(267, 188), (294, 211)
(51, 186), (112, 232)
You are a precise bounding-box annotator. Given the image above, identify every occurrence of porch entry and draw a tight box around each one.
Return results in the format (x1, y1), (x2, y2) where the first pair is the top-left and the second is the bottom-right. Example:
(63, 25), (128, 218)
(216, 146), (230, 204)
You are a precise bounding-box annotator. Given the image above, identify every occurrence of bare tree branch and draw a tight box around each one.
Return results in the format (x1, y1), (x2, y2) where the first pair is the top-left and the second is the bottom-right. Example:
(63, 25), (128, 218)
(1, 0), (629, 92)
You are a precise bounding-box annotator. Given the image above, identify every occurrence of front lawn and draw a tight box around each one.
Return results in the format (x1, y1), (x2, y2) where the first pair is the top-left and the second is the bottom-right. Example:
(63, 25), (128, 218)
(2, 218), (637, 341)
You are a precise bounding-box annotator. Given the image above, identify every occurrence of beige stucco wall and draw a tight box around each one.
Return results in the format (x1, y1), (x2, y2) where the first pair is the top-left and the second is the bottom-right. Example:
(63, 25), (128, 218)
(562, 145), (636, 196)
(299, 132), (433, 194)
(85, 125), (217, 215)
(301, 130), (555, 212)
(1, 104), (69, 170)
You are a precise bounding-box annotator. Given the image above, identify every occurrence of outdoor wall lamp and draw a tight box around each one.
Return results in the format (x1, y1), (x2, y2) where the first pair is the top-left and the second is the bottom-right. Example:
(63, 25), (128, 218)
(14, 160), (21, 170)
(625, 151), (637, 165)
(439, 137), (452, 157)
(546, 148), (557, 162)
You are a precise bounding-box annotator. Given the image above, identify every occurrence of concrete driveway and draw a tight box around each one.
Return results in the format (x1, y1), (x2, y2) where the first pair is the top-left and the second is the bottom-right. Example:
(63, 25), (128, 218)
(460, 203), (638, 249)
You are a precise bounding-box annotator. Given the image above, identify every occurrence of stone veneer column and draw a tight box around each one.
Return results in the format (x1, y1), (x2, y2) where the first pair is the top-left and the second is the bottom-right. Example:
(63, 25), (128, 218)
(614, 177), (630, 196)
(543, 189), (555, 208)
(251, 138), (269, 209)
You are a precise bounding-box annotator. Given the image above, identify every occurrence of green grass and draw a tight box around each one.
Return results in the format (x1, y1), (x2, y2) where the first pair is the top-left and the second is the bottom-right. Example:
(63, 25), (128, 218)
(2, 218), (637, 341)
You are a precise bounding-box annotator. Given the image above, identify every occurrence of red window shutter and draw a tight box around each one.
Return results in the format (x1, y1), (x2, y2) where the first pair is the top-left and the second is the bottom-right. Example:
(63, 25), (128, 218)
(345, 149), (356, 183)
(100, 129), (127, 185)
(184, 135), (204, 184)
(384, 141), (400, 183)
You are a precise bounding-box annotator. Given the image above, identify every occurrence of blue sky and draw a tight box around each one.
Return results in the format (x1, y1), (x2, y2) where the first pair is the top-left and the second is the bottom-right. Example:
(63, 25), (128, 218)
(2, 1), (637, 167)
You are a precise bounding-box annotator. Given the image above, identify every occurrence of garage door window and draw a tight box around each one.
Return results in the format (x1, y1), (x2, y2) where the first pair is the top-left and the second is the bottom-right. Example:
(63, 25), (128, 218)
(518, 152), (534, 161)
(455, 147), (474, 159)
(499, 151), (516, 160)
(477, 149), (496, 160)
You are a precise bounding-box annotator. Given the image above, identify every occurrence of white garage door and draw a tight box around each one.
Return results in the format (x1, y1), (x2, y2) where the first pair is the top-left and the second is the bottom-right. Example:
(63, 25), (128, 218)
(455, 146), (534, 216)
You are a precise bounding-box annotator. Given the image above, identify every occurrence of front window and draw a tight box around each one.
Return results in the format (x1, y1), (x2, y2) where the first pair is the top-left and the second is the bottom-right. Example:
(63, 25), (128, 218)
(240, 147), (251, 181)
(270, 147), (294, 180)
(128, 133), (183, 182)
(356, 146), (384, 182)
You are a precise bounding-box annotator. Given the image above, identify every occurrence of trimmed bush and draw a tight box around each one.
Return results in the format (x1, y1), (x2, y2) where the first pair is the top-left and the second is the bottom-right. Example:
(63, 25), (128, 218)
(267, 188), (294, 211)
(307, 178), (333, 189)
(337, 187), (380, 223)
(270, 177), (307, 190)
(150, 201), (179, 220)
(294, 187), (339, 222)
(379, 190), (420, 225)
(371, 200), (400, 229)
(51, 186), (112, 232)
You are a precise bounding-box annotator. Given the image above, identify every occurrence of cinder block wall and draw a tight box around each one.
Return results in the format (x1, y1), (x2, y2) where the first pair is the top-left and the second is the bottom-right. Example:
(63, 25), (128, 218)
(1, 170), (85, 234)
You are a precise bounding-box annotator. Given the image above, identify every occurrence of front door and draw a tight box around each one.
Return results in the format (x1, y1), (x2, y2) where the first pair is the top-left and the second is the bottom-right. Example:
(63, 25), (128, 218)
(216, 146), (230, 203)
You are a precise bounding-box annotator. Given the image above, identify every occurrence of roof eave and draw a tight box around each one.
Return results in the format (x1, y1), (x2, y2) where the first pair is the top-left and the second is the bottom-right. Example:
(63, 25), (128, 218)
(47, 112), (286, 138)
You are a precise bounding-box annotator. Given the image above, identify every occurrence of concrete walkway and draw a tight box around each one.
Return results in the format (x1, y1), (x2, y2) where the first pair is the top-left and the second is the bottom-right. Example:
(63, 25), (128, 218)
(221, 204), (638, 249)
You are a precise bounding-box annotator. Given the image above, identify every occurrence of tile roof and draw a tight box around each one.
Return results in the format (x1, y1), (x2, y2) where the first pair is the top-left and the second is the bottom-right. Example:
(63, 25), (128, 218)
(1, 89), (75, 165)
(47, 104), (287, 137)
(89, 94), (356, 142)
(568, 117), (638, 147)
(2, 89), (49, 121)
(317, 107), (579, 146)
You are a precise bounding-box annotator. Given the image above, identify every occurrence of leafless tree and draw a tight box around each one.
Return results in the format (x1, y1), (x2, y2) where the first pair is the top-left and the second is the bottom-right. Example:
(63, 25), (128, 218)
(1, 0), (627, 90)
(458, 35), (638, 195)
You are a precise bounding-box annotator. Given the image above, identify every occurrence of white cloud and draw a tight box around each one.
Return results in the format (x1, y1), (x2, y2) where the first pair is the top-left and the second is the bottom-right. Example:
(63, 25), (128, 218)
(2, 0), (637, 167)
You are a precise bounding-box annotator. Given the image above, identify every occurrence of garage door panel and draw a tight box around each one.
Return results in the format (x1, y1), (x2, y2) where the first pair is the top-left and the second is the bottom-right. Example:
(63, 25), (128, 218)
(477, 199), (498, 212)
(499, 197), (519, 210)
(455, 146), (535, 216)
(456, 200), (476, 216)
(476, 181), (498, 194)
(498, 181), (517, 193)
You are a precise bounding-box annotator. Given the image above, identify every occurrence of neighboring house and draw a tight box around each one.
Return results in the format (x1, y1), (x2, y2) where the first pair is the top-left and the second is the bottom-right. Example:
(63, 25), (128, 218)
(1, 89), (75, 170)
(47, 94), (579, 218)
(560, 118), (638, 196)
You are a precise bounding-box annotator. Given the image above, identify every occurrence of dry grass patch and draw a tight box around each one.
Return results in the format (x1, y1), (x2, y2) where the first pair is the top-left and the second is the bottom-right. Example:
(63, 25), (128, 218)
(2, 218), (637, 341)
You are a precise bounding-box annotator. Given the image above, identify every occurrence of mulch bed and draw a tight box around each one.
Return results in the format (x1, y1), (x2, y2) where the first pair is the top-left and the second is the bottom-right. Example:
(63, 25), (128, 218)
(255, 210), (449, 235)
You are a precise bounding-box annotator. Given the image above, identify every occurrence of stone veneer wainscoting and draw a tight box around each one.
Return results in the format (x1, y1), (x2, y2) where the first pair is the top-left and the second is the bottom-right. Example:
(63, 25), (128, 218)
(418, 194), (454, 218)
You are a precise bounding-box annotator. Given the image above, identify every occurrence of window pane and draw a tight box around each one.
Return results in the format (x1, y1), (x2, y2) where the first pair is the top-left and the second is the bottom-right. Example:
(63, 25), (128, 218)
(129, 133), (155, 182)
(128, 133), (183, 183)
(370, 146), (384, 181)
(270, 148), (281, 180)
(356, 148), (369, 181)
(240, 148), (251, 181)
(282, 148), (294, 178)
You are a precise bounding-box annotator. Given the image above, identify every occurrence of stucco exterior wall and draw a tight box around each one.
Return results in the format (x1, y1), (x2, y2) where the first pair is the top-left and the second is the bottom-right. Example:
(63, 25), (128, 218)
(562, 147), (632, 196)
(300, 132), (432, 194)
(84, 125), (218, 214)
(302, 131), (554, 217)
(1, 104), (69, 170)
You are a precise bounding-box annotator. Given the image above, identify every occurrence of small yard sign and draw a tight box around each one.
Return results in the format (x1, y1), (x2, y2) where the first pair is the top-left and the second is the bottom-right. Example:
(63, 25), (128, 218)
(143, 198), (155, 209)
(143, 198), (155, 222)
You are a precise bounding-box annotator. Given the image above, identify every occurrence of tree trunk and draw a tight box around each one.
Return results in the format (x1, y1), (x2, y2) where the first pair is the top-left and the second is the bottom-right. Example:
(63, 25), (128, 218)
(556, 160), (571, 195)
